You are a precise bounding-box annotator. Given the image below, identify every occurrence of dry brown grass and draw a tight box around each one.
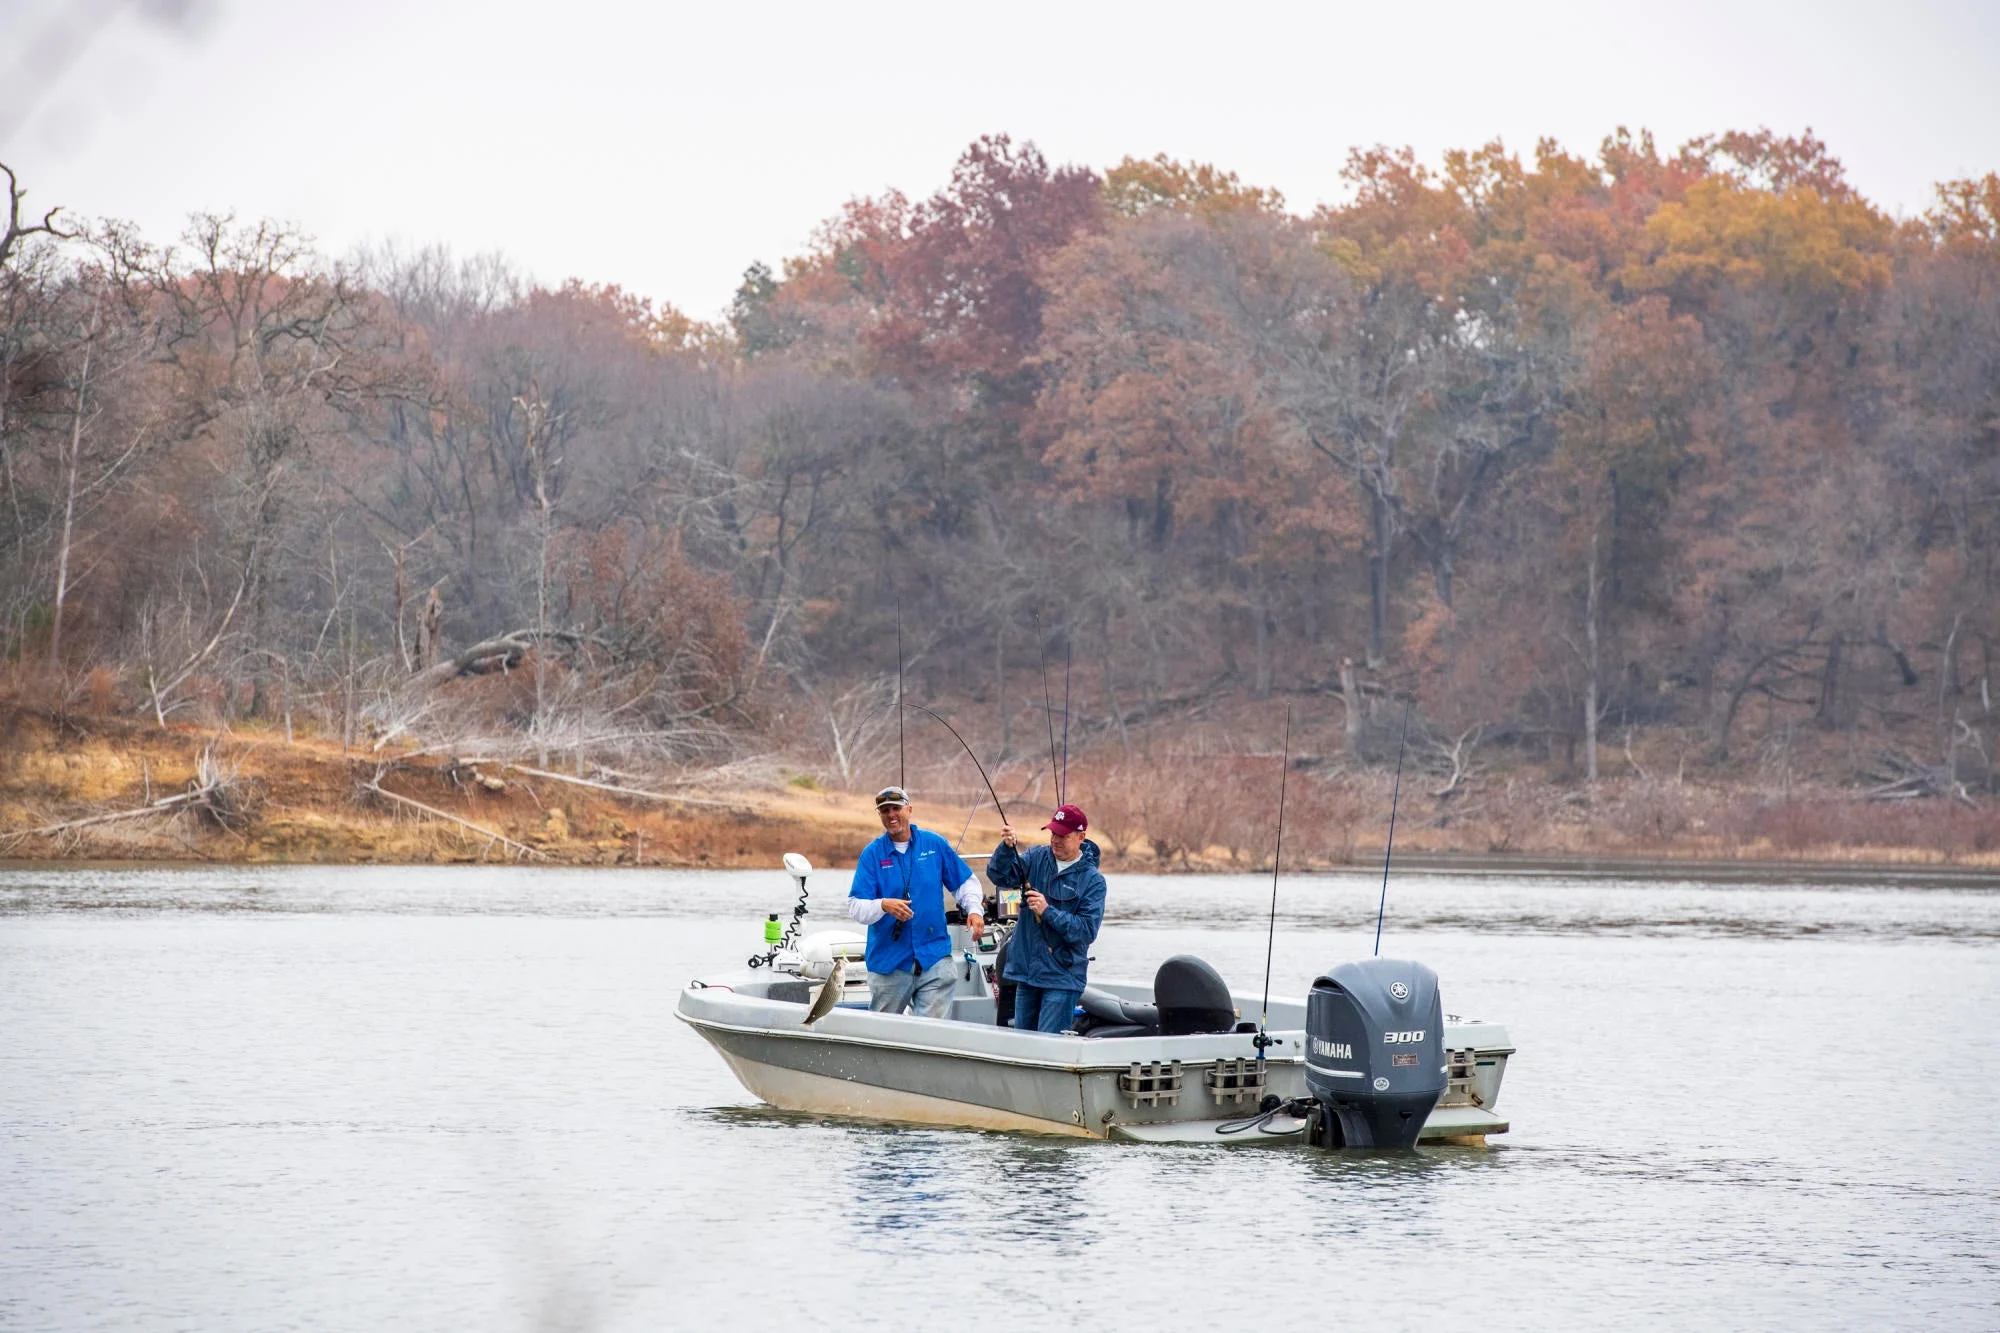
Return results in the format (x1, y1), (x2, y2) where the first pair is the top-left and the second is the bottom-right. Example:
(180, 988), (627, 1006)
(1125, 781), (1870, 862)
(0, 700), (886, 867)
(6, 693), (2000, 873)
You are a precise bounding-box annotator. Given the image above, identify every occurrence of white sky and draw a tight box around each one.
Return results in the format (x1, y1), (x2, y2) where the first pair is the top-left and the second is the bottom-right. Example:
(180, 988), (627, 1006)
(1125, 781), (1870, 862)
(5, 0), (1998, 320)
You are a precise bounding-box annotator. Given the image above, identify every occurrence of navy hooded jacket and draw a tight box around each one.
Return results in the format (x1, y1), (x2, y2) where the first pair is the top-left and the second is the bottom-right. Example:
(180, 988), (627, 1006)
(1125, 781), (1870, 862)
(988, 837), (1106, 990)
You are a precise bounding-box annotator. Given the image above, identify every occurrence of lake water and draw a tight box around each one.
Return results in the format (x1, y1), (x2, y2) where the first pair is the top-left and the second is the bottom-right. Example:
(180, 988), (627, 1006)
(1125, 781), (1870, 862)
(3, 862), (1997, 1330)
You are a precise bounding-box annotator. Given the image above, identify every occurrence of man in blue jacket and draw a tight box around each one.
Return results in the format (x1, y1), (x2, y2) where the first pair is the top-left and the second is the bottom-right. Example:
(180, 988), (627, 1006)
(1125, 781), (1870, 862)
(988, 803), (1107, 1033)
(847, 786), (984, 1017)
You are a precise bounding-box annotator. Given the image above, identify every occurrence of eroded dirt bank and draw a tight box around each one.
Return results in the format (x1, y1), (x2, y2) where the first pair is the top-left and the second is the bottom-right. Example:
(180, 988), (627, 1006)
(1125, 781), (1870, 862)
(5, 704), (2000, 876)
(0, 707), (888, 869)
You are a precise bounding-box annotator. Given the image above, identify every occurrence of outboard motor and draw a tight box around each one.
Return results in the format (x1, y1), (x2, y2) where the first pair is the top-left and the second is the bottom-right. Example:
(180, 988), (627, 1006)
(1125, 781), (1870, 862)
(1303, 958), (1446, 1149)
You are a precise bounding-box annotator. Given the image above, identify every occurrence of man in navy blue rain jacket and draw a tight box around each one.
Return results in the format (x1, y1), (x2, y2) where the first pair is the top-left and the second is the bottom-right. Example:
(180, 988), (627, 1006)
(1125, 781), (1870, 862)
(847, 786), (984, 1017)
(988, 803), (1107, 1033)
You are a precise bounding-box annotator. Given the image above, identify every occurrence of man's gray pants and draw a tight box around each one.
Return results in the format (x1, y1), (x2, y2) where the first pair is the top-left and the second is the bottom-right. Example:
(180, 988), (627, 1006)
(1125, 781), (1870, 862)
(867, 957), (956, 1018)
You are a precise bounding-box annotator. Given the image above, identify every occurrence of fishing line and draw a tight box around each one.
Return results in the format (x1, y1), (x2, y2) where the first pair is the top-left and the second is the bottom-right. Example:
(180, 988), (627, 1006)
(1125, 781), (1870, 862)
(955, 789), (982, 851)
(902, 702), (1008, 825)
(1253, 703), (1291, 1059)
(1032, 610), (1060, 801)
(1373, 700), (1414, 957)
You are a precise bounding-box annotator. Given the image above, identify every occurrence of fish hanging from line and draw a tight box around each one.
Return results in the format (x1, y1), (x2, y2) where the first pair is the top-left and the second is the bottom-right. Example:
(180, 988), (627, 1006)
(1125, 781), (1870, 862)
(803, 955), (845, 1025)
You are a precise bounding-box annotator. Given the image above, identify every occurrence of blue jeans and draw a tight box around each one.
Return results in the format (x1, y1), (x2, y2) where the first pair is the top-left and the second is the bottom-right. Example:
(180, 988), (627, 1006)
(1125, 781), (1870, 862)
(868, 957), (957, 1019)
(1013, 984), (1083, 1034)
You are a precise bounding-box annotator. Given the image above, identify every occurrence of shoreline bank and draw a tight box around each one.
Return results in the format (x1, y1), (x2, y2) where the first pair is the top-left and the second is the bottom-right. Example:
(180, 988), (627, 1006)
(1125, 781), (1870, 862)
(6, 705), (2000, 877)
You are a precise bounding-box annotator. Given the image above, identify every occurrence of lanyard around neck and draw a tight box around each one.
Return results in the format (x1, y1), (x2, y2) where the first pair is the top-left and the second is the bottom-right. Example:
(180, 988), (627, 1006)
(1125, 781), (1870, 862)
(884, 830), (917, 899)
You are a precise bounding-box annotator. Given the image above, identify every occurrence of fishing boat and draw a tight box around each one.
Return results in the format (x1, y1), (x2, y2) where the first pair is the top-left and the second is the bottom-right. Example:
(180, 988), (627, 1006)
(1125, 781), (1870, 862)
(676, 855), (1514, 1147)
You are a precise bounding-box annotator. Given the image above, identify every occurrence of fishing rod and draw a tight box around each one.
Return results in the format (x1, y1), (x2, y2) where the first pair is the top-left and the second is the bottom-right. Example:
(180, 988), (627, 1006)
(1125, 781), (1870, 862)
(896, 603), (906, 789)
(1253, 703), (1292, 1060)
(1374, 700), (1414, 957)
(1056, 640), (1072, 804)
(1032, 610), (1060, 801)
(901, 702), (1008, 825)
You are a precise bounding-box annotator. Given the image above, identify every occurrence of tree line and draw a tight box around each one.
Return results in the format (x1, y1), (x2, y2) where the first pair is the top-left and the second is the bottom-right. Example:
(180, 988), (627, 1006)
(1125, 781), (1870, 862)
(2, 131), (1997, 792)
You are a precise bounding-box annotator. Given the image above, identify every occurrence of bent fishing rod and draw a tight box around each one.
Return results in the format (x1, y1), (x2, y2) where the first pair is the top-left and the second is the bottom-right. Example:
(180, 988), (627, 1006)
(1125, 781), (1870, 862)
(1061, 639), (1071, 805)
(896, 603), (906, 789)
(900, 702), (1008, 826)
(1031, 609), (1061, 803)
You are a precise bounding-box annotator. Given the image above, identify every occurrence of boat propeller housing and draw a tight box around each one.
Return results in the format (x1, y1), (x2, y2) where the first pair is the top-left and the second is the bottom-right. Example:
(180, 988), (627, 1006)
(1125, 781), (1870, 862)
(1303, 958), (1447, 1149)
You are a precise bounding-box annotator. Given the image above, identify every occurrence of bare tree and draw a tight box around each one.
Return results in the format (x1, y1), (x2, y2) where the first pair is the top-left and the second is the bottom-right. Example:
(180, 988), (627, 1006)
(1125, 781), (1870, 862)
(0, 161), (69, 270)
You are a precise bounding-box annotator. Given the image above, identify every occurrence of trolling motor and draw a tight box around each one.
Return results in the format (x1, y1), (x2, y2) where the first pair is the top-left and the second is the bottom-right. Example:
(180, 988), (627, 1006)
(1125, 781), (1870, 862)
(748, 852), (814, 968)
(1302, 957), (1447, 1149)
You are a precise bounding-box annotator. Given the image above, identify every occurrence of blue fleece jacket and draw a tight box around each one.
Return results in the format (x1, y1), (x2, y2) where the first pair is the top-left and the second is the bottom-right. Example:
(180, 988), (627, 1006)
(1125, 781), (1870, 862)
(989, 837), (1106, 990)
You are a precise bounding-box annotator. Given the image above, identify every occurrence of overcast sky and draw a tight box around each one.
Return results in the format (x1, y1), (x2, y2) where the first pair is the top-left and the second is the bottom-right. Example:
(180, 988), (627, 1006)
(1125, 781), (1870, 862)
(5, 0), (1997, 319)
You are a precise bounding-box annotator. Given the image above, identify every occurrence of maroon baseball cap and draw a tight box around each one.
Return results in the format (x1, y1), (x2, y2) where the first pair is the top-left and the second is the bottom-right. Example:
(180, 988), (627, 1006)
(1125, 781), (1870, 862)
(1042, 804), (1088, 836)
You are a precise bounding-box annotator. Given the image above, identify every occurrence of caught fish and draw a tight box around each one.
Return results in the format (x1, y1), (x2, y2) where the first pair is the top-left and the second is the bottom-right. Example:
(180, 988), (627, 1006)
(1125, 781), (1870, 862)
(803, 955), (845, 1025)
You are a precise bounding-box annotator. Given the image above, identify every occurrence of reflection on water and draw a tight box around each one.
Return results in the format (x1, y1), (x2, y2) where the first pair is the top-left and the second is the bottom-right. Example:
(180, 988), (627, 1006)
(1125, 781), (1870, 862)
(845, 1130), (983, 1240)
(2, 863), (1996, 1330)
(975, 1138), (1100, 1243)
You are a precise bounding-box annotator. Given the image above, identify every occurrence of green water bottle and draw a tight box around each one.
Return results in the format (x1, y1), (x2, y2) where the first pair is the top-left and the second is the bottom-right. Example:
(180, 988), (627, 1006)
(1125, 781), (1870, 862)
(764, 913), (782, 944)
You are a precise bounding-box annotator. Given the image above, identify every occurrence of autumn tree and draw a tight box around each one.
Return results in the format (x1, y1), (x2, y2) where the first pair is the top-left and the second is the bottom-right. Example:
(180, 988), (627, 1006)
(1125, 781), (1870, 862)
(1552, 298), (1711, 776)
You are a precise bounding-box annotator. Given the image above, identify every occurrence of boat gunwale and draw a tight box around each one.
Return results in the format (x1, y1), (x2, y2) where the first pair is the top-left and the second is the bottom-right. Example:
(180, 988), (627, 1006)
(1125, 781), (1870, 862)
(677, 994), (1517, 1071)
(675, 1006), (1298, 1074)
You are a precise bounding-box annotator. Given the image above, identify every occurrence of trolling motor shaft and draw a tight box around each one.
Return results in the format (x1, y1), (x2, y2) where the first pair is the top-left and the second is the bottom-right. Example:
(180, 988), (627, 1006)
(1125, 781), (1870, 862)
(748, 853), (815, 968)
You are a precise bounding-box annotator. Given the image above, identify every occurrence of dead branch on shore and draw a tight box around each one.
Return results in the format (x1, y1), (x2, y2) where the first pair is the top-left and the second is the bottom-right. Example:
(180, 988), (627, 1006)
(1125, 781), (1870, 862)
(1426, 725), (1486, 799)
(1622, 727), (1650, 782)
(1, 743), (255, 846)
(441, 758), (508, 793)
(1858, 749), (1978, 806)
(401, 628), (593, 692)
(3, 788), (209, 844)
(360, 775), (548, 860)
(191, 745), (261, 830)
(467, 760), (747, 810)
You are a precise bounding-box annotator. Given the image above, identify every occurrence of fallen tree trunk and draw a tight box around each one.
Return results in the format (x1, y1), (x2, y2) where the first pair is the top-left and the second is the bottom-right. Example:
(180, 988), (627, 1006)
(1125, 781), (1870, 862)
(1858, 749), (1978, 806)
(471, 761), (746, 810)
(2, 786), (214, 845)
(401, 627), (590, 694)
(362, 778), (549, 860)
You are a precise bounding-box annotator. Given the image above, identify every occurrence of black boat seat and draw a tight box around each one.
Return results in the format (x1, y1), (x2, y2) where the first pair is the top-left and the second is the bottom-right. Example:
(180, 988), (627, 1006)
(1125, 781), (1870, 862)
(1154, 955), (1238, 1035)
(1077, 987), (1160, 1036)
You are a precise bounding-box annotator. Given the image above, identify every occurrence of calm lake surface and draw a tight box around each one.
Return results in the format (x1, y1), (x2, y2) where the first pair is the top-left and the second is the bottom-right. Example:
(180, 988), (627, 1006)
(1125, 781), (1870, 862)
(3, 862), (1997, 1331)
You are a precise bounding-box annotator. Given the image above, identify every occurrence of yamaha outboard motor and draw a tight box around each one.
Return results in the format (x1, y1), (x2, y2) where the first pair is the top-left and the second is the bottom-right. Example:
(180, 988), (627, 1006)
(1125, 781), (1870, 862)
(1303, 958), (1446, 1149)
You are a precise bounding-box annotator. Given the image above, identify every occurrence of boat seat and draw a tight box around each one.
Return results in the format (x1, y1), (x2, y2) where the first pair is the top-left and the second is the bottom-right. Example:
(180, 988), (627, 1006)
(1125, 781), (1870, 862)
(1154, 955), (1238, 1035)
(1078, 987), (1160, 1035)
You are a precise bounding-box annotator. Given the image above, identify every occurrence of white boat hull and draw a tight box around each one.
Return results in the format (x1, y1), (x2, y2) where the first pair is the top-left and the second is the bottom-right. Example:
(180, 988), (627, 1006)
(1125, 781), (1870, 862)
(678, 961), (1513, 1146)
(715, 1047), (1100, 1137)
